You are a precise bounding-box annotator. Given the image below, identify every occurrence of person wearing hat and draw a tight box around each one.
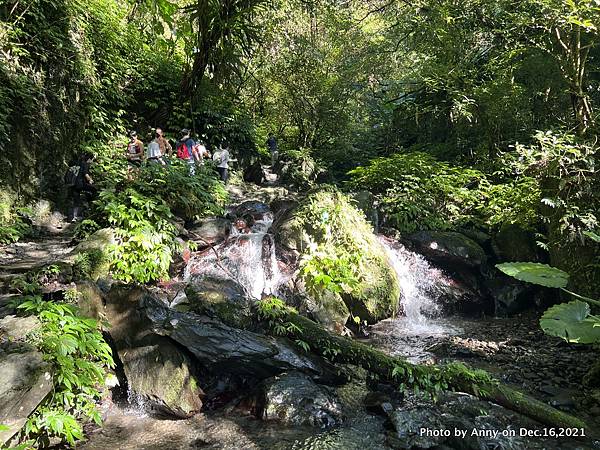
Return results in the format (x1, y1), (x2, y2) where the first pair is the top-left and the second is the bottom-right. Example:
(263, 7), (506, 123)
(126, 131), (144, 167)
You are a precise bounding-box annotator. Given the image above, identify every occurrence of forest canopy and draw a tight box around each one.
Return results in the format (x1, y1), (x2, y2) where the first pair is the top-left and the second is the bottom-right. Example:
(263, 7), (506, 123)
(0, 0), (599, 291)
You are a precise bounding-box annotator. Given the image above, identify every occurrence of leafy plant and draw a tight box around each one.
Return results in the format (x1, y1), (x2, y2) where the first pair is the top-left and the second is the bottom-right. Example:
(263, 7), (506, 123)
(14, 293), (114, 447)
(496, 262), (569, 288)
(97, 188), (179, 283)
(496, 261), (600, 343)
(540, 301), (600, 344)
(0, 188), (31, 244)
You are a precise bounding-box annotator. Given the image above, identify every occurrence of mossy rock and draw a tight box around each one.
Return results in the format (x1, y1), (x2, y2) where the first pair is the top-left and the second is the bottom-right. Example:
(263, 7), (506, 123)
(301, 289), (350, 332)
(185, 275), (254, 328)
(122, 335), (203, 418)
(283, 188), (400, 324)
(70, 228), (113, 280)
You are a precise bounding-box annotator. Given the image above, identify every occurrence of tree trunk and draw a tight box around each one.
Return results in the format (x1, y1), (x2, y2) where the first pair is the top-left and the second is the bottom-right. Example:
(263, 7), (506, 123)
(262, 306), (590, 431)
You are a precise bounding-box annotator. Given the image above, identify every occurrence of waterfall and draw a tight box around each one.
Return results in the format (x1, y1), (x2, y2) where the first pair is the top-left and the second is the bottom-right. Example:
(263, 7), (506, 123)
(185, 212), (282, 299)
(378, 236), (448, 334)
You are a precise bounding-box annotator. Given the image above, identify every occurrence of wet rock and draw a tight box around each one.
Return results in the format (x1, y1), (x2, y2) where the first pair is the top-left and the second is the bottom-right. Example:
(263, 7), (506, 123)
(231, 201), (272, 223)
(186, 232), (279, 301)
(0, 350), (52, 445)
(121, 334), (203, 418)
(484, 276), (534, 317)
(406, 231), (487, 269)
(141, 294), (342, 384)
(188, 218), (231, 248)
(363, 391), (394, 416)
(258, 372), (343, 428)
(104, 285), (203, 418)
(185, 275), (253, 328)
(492, 223), (540, 263)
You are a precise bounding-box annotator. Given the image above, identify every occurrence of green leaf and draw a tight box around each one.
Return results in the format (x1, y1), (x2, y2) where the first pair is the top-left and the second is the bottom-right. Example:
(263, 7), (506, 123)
(495, 262), (569, 288)
(583, 231), (600, 243)
(540, 301), (600, 344)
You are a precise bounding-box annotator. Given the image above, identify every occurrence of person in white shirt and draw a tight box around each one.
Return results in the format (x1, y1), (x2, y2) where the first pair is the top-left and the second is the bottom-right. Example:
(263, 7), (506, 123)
(147, 132), (166, 165)
(213, 142), (230, 182)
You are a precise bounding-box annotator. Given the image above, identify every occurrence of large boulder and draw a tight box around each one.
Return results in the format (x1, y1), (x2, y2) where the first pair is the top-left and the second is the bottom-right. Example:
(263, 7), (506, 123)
(275, 189), (400, 324)
(185, 275), (254, 328)
(188, 218), (231, 248)
(257, 372), (343, 428)
(140, 294), (342, 384)
(0, 351), (53, 445)
(405, 231), (487, 269)
(104, 286), (203, 418)
(121, 334), (203, 418)
(0, 315), (51, 446)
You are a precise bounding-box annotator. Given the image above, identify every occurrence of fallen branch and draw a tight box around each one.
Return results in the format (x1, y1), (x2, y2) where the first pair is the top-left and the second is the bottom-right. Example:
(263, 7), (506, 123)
(256, 299), (589, 431)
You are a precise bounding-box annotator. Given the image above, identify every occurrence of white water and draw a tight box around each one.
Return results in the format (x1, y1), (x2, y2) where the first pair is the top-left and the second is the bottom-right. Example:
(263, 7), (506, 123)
(186, 213), (282, 299)
(378, 236), (455, 336)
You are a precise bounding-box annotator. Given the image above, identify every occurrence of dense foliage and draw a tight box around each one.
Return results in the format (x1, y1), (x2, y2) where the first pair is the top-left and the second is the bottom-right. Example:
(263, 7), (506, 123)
(0, 189), (31, 244)
(79, 143), (228, 283)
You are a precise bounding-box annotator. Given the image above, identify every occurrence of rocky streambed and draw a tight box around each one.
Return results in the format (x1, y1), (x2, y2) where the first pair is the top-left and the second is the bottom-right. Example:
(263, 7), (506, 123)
(2, 190), (599, 449)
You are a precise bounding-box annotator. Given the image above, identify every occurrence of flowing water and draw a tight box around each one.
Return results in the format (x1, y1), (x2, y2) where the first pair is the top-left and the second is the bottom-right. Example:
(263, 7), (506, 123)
(82, 216), (596, 449)
(371, 236), (460, 363)
(185, 212), (282, 300)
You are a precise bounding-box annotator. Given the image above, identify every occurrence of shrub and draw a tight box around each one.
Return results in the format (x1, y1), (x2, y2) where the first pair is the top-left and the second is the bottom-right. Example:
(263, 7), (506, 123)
(0, 188), (31, 244)
(96, 188), (179, 283)
(16, 292), (114, 448)
(348, 152), (489, 232)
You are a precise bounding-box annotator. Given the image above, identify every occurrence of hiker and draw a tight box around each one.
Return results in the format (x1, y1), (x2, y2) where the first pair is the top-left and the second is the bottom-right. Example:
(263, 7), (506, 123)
(67, 152), (97, 222)
(176, 129), (196, 175)
(213, 142), (230, 182)
(193, 139), (210, 164)
(126, 131), (144, 167)
(267, 134), (278, 166)
(147, 131), (166, 165)
(155, 127), (172, 157)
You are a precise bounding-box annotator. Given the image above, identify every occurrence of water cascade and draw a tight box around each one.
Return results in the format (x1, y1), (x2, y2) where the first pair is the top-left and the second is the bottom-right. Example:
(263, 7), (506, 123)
(185, 211), (282, 299)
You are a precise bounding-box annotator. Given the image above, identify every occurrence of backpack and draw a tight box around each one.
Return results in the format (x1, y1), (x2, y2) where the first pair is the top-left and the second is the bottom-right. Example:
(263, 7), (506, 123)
(64, 165), (80, 187)
(176, 141), (190, 159)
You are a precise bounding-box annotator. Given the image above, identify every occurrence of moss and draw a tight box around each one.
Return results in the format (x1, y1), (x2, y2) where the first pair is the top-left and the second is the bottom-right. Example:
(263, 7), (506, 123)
(257, 299), (589, 431)
(185, 281), (253, 328)
(290, 187), (400, 323)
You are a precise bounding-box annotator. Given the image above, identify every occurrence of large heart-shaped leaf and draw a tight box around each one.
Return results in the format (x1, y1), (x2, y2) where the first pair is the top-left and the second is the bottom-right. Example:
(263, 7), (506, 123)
(540, 300), (600, 344)
(495, 262), (569, 288)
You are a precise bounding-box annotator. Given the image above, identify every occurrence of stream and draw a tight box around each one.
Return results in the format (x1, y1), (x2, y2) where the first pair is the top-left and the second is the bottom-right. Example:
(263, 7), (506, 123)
(76, 196), (598, 450)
